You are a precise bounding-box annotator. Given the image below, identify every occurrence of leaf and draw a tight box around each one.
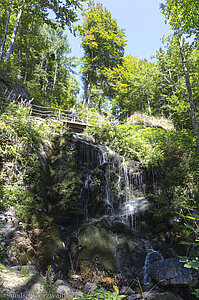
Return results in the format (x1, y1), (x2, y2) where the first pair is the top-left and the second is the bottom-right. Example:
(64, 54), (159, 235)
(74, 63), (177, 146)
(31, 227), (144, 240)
(184, 261), (199, 270)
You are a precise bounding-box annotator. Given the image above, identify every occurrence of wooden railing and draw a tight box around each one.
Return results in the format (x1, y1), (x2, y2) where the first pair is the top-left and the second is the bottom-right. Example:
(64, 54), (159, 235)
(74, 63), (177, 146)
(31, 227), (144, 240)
(0, 96), (110, 126)
(0, 87), (119, 127)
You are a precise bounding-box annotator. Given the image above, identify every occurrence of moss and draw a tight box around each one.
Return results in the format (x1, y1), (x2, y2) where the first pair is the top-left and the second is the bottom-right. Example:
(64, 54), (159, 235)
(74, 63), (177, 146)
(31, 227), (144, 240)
(39, 225), (70, 274)
(78, 223), (117, 272)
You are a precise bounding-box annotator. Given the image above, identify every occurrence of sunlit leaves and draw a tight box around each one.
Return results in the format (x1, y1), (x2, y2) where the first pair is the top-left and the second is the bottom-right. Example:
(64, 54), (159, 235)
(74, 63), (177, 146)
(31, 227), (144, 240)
(162, 0), (199, 39)
(79, 1), (126, 108)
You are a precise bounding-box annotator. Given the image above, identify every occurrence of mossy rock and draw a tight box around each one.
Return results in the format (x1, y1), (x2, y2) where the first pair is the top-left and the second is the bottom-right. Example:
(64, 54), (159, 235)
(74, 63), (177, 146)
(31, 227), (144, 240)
(39, 224), (70, 275)
(7, 230), (36, 265)
(77, 222), (117, 272)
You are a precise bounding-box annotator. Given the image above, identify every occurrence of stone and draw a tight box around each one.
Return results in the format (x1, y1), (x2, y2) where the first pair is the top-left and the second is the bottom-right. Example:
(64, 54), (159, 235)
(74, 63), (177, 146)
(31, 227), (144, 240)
(55, 279), (83, 299)
(7, 230), (36, 265)
(120, 286), (135, 295)
(149, 257), (198, 286)
(83, 282), (98, 294)
(77, 222), (117, 272)
(39, 224), (71, 275)
(74, 219), (147, 279)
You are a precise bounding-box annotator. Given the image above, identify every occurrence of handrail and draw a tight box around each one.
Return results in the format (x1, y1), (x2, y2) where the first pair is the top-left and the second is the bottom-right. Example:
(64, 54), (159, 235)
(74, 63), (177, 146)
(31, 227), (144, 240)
(0, 96), (97, 126)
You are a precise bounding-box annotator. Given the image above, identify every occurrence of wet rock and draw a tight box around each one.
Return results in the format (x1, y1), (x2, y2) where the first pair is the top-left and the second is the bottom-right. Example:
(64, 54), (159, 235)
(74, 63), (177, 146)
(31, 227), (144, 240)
(77, 222), (117, 273)
(127, 290), (181, 300)
(149, 257), (198, 286)
(74, 219), (147, 279)
(39, 224), (71, 275)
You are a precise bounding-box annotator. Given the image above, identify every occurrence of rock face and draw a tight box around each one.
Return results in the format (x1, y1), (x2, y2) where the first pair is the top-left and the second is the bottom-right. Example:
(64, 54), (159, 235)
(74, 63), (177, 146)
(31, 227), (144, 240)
(69, 218), (148, 279)
(127, 290), (182, 300)
(2, 133), (195, 299)
(38, 225), (71, 275)
(149, 257), (198, 286)
(7, 229), (36, 266)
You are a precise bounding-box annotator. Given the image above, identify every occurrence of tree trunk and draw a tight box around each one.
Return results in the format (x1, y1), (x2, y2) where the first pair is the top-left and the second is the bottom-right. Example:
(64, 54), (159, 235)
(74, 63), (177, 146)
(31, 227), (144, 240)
(52, 60), (58, 95)
(147, 94), (151, 115)
(24, 22), (33, 83)
(83, 77), (88, 106)
(42, 58), (48, 91)
(168, 66), (175, 93)
(0, 8), (11, 61)
(178, 35), (198, 133)
(87, 76), (92, 108)
(4, 3), (24, 64)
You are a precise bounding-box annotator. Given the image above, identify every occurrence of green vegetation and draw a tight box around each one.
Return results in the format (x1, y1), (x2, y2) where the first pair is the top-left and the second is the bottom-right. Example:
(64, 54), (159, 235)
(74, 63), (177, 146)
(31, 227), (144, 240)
(77, 287), (126, 300)
(0, 0), (199, 298)
(79, 0), (126, 109)
(0, 103), (57, 224)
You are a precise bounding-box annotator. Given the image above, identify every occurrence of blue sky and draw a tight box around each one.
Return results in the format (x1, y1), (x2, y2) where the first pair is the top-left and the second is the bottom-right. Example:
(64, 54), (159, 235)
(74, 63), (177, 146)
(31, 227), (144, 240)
(66, 0), (171, 61)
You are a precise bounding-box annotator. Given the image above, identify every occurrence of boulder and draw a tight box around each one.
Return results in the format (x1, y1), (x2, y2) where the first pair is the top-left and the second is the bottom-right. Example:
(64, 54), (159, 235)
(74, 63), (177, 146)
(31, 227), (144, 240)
(74, 219), (146, 278)
(77, 221), (117, 273)
(127, 290), (181, 300)
(149, 257), (198, 286)
(39, 224), (71, 275)
(55, 279), (83, 299)
(7, 229), (36, 265)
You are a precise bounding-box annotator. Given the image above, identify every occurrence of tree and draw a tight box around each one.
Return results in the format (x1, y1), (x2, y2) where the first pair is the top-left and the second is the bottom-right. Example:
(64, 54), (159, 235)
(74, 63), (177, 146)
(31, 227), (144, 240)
(27, 22), (78, 108)
(105, 56), (161, 119)
(0, 0), (12, 61)
(161, 0), (199, 133)
(79, 1), (126, 108)
(155, 35), (191, 128)
(161, 0), (199, 38)
(0, 0), (86, 65)
(4, 2), (24, 64)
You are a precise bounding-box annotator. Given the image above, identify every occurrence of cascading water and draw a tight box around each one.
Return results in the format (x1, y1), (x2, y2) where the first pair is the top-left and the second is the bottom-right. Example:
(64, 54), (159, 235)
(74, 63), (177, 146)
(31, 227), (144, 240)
(76, 137), (149, 228)
(143, 243), (164, 286)
(79, 173), (91, 222)
(122, 157), (130, 202)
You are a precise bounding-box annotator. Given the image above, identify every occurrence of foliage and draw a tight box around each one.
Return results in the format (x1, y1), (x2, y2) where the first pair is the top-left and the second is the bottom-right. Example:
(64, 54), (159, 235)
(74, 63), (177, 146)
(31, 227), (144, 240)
(0, 1), (82, 108)
(77, 287), (126, 300)
(0, 103), (55, 224)
(85, 119), (169, 166)
(79, 0), (126, 108)
(179, 212), (199, 298)
(161, 0), (199, 39)
(26, 22), (79, 108)
(127, 112), (174, 130)
(105, 56), (160, 119)
(41, 265), (58, 299)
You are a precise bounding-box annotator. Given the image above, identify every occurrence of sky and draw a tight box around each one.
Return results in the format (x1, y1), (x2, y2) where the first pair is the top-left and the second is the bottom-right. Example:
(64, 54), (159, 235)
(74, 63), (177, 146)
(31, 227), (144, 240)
(66, 0), (172, 61)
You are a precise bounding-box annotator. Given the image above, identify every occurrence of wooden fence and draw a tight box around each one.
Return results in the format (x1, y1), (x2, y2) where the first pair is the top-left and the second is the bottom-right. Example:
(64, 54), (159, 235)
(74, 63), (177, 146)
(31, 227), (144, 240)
(0, 94), (109, 127)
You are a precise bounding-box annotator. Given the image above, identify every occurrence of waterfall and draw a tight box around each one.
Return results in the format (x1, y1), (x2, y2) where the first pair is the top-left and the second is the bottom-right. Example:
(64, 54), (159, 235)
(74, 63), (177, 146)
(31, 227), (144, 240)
(143, 243), (164, 286)
(76, 137), (149, 227)
(79, 173), (91, 222)
(122, 158), (130, 202)
(113, 197), (149, 230)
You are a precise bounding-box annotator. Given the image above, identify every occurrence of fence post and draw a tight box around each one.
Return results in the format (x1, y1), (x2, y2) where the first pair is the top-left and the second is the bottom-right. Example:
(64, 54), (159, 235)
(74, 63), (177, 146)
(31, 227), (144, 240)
(58, 108), (61, 121)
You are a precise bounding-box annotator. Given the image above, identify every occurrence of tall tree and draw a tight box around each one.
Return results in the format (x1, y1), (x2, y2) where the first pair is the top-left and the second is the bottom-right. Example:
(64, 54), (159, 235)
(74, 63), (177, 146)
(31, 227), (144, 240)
(79, 1), (126, 108)
(0, 0), (86, 65)
(0, 0), (12, 61)
(161, 0), (199, 132)
(106, 56), (161, 119)
(4, 2), (24, 64)
(161, 0), (199, 38)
